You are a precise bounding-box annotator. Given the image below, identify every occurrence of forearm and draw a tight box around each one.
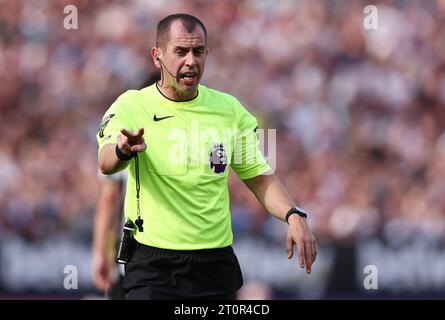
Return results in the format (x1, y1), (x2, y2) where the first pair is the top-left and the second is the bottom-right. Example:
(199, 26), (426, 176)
(243, 173), (296, 222)
(93, 222), (117, 261)
(245, 173), (316, 272)
(93, 208), (118, 258)
(93, 183), (121, 257)
(99, 144), (130, 175)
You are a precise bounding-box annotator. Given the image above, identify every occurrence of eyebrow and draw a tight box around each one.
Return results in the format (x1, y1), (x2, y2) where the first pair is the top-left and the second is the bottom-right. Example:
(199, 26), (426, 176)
(173, 45), (205, 51)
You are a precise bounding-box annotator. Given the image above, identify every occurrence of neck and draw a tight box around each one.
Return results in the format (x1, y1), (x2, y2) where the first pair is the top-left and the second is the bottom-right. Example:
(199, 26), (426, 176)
(156, 81), (198, 101)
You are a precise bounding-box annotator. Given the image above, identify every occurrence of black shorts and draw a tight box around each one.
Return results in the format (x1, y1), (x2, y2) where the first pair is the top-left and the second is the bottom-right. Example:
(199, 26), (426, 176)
(123, 241), (243, 300)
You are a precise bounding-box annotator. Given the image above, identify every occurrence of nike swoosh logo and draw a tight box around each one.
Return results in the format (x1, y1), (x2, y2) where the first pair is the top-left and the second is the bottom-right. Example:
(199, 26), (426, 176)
(153, 114), (174, 122)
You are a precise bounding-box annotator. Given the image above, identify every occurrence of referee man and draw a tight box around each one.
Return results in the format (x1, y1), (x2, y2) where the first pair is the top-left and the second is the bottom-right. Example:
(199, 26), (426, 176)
(97, 13), (317, 300)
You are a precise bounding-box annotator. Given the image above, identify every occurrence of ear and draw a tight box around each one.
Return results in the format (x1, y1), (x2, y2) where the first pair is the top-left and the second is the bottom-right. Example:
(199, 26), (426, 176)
(151, 47), (161, 68)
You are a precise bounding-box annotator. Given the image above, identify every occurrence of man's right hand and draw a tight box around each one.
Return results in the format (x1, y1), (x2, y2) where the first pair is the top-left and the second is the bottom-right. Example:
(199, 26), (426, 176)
(99, 128), (147, 175)
(117, 128), (147, 156)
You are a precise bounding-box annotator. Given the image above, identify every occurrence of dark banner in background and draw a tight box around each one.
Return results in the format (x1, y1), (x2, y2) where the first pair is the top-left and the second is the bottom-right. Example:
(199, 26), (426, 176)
(1, 233), (444, 299)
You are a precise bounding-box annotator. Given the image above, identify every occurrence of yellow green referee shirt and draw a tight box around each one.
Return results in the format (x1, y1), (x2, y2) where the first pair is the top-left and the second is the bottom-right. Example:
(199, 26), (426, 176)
(97, 83), (270, 250)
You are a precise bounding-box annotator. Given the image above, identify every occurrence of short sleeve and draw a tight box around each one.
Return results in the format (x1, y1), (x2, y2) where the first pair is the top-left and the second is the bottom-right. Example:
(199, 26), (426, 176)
(230, 98), (271, 180)
(96, 93), (132, 155)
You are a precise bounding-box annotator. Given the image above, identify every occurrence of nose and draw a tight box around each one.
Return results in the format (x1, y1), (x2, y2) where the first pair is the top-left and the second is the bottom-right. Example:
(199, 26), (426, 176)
(185, 51), (197, 67)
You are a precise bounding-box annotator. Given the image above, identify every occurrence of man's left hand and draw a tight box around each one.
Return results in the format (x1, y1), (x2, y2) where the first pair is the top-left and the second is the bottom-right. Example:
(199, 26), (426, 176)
(286, 215), (317, 274)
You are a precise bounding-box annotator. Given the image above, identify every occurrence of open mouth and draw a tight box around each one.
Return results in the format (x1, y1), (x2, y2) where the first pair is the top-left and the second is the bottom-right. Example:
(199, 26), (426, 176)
(179, 72), (197, 81)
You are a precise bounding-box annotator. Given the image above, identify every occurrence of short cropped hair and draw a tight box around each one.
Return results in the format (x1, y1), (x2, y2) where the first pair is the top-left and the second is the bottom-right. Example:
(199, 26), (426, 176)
(156, 13), (207, 49)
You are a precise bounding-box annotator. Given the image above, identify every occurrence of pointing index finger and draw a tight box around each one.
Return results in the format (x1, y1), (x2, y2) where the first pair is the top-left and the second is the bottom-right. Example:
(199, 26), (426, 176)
(120, 128), (132, 137)
(120, 128), (144, 138)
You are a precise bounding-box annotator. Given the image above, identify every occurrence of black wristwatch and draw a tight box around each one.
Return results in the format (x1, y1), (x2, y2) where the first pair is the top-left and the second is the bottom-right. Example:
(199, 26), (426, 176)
(115, 145), (135, 161)
(285, 206), (308, 224)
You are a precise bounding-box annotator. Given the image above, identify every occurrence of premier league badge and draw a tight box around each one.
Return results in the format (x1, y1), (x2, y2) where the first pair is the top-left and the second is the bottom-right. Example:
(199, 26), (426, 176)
(209, 143), (227, 174)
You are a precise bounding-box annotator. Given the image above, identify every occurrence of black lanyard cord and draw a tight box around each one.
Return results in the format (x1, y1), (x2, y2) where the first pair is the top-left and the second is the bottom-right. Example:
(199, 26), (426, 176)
(134, 153), (143, 232)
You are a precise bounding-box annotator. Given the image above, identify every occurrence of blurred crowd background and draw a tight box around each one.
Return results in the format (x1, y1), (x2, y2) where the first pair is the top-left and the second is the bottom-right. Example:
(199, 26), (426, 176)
(1, 0), (445, 299)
